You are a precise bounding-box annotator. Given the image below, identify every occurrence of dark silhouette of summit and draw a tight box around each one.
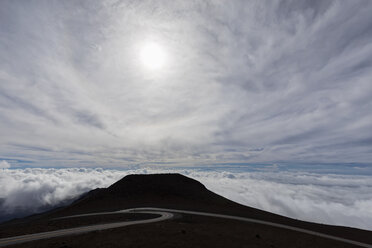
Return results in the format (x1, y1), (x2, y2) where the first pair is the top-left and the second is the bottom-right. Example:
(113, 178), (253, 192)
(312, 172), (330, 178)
(108, 173), (207, 197)
(65, 173), (242, 215)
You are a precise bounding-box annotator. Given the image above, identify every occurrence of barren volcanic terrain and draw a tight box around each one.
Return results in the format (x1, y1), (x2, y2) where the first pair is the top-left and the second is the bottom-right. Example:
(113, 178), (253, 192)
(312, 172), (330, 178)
(0, 174), (371, 248)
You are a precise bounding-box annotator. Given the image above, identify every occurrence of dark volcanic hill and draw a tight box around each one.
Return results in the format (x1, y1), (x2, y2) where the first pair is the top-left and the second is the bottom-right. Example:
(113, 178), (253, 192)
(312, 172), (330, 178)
(50, 173), (372, 243)
(1, 173), (371, 248)
(62, 173), (239, 215)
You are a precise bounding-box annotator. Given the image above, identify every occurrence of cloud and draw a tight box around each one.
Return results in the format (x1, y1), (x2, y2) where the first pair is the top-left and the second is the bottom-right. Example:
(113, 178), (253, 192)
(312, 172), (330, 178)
(0, 1), (372, 166)
(0, 167), (371, 230)
(185, 170), (372, 230)
(0, 168), (125, 221)
(0, 160), (10, 169)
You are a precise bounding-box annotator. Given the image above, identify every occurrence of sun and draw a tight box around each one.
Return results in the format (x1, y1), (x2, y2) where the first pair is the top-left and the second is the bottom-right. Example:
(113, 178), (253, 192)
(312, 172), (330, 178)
(140, 42), (167, 70)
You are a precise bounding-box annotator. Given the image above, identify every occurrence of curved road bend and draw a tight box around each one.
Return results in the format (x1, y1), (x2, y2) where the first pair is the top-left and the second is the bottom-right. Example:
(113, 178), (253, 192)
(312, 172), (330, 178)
(0, 210), (173, 247)
(130, 208), (372, 248)
(0, 207), (371, 248)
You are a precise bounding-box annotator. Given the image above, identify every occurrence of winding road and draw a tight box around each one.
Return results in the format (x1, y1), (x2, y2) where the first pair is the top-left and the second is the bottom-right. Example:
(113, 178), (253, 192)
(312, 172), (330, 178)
(0, 207), (371, 248)
(0, 210), (173, 247)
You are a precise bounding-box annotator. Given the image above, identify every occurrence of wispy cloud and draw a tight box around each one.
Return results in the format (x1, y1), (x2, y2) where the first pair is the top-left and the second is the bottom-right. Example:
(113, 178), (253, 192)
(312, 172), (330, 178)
(1, 167), (372, 230)
(0, 1), (372, 166)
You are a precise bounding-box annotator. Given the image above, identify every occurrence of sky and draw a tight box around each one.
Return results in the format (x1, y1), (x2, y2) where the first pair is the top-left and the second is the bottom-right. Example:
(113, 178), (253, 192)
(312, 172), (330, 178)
(0, 0), (371, 168)
(0, 0), (372, 229)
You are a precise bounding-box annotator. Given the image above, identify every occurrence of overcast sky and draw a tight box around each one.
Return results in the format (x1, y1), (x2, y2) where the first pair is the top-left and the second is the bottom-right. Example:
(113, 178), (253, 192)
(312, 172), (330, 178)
(1, 0), (372, 168)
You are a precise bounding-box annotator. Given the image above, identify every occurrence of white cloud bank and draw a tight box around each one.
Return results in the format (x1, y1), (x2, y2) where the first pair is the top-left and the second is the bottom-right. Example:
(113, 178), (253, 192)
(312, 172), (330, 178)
(0, 168), (124, 218)
(186, 170), (372, 230)
(0, 160), (10, 169)
(0, 167), (371, 230)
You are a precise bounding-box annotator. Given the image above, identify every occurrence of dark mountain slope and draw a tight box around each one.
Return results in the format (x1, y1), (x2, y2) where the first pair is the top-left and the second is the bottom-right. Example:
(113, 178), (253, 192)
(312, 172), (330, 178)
(45, 173), (371, 244)
(1, 173), (371, 246)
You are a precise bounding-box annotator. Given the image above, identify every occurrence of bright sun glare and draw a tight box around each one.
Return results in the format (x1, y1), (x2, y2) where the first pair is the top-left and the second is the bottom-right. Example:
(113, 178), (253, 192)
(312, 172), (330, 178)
(140, 42), (167, 70)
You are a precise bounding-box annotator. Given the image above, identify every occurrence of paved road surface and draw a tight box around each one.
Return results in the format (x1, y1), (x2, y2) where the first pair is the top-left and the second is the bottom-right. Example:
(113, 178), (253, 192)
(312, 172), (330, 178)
(0, 207), (371, 248)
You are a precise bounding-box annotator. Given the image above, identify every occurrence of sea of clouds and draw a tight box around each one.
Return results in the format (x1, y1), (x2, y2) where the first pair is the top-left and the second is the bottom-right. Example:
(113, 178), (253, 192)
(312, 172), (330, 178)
(0, 164), (371, 230)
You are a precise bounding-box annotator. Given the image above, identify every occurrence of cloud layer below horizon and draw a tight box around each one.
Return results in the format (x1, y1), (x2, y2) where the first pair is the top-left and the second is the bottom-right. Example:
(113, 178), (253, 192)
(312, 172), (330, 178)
(1, 0), (372, 167)
(1, 167), (371, 230)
